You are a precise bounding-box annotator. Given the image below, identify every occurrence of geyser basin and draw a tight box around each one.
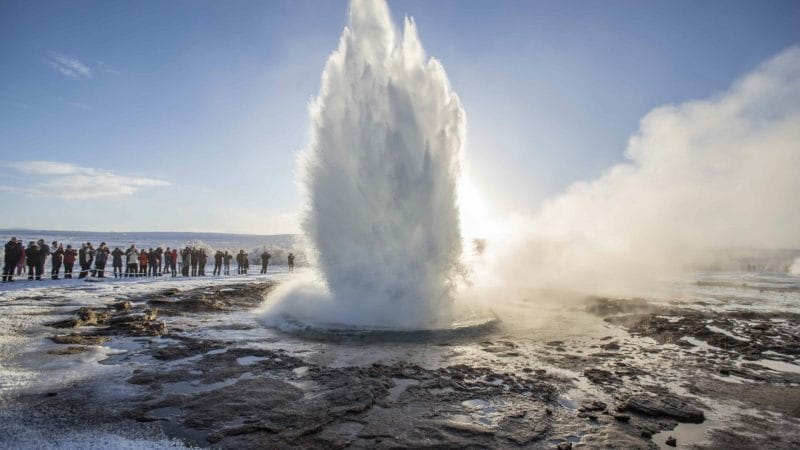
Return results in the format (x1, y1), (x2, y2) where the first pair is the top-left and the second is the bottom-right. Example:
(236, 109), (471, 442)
(267, 307), (500, 343)
(261, 0), (468, 329)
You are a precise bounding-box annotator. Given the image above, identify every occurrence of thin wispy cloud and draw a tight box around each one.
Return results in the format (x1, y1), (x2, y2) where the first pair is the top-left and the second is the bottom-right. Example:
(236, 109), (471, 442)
(45, 52), (93, 79)
(1, 161), (170, 199)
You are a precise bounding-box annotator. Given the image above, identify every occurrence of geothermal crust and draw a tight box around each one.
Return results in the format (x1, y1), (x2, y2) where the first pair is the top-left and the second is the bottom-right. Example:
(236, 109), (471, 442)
(2, 280), (799, 449)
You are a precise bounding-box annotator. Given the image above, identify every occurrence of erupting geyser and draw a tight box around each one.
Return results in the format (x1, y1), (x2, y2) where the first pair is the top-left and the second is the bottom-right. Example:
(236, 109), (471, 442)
(263, 0), (466, 329)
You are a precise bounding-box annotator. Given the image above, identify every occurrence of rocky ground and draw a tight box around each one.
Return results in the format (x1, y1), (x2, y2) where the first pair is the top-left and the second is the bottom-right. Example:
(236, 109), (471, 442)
(1, 279), (799, 449)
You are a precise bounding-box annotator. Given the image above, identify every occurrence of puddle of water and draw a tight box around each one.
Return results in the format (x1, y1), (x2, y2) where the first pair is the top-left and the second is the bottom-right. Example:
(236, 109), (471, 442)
(652, 421), (708, 450)
(461, 399), (491, 409)
(754, 359), (800, 374)
(558, 397), (577, 410)
(388, 378), (419, 402)
(706, 325), (749, 342)
(236, 355), (268, 366)
(680, 336), (720, 352)
(459, 398), (505, 426)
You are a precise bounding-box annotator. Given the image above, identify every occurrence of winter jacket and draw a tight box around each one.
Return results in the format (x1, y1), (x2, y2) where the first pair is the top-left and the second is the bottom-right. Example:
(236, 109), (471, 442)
(95, 249), (108, 266)
(28, 245), (45, 265)
(139, 252), (148, 266)
(53, 248), (65, 263)
(64, 249), (77, 265)
(126, 250), (139, 265)
(112, 248), (124, 265)
(4, 241), (21, 264)
(84, 248), (95, 266)
(17, 245), (26, 267)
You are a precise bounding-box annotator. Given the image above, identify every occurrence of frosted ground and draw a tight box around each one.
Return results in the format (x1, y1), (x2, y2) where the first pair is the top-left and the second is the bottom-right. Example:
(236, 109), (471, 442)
(1, 269), (798, 449)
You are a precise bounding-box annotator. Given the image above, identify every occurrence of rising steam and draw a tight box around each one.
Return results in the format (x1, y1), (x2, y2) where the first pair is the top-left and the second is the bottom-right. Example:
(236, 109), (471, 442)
(262, 0), (465, 328)
(478, 47), (800, 294)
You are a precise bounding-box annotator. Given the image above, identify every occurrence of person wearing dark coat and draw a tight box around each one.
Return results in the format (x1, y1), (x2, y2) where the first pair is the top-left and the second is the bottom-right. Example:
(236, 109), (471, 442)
(78, 244), (87, 279)
(37, 239), (50, 279)
(25, 241), (42, 280)
(63, 245), (76, 278)
(190, 247), (199, 277)
(155, 247), (163, 276)
(148, 248), (158, 277)
(2, 237), (21, 282)
(197, 249), (207, 276)
(170, 248), (178, 277)
(236, 250), (245, 275)
(260, 251), (271, 274)
(223, 251), (232, 275)
(112, 247), (124, 278)
(287, 253), (295, 272)
(181, 247), (190, 277)
(79, 243), (94, 279)
(51, 242), (64, 279)
(213, 251), (223, 276)
(94, 244), (109, 278)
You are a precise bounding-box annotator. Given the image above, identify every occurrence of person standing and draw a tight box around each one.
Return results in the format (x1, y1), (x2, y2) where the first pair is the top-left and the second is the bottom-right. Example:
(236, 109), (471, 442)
(15, 242), (26, 276)
(51, 242), (64, 279)
(190, 247), (198, 277)
(287, 252), (295, 272)
(78, 243), (87, 278)
(181, 247), (190, 276)
(198, 249), (207, 276)
(260, 250), (271, 274)
(112, 247), (124, 278)
(170, 248), (178, 277)
(155, 247), (164, 276)
(236, 250), (245, 275)
(148, 248), (158, 277)
(223, 251), (232, 276)
(27, 241), (42, 280)
(85, 243), (96, 277)
(63, 245), (76, 278)
(2, 237), (21, 282)
(37, 239), (50, 279)
(163, 247), (171, 277)
(81, 242), (95, 278)
(139, 249), (148, 277)
(94, 243), (109, 278)
(213, 251), (223, 276)
(125, 245), (139, 277)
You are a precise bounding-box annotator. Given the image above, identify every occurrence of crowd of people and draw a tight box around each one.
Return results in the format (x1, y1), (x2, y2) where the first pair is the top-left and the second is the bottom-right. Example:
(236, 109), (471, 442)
(2, 236), (296, 283)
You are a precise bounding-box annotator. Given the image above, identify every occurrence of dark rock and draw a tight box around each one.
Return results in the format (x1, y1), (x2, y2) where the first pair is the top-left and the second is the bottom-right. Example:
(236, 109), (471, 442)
(50, 334), (109, 345)
(113, 301), (133, 311)
(579, 400), (607, 412)
(47, 346), (90, 355)
(665, 435), (677, 447)
(621, 394), (705, 423)
(585, 297), (652, 316)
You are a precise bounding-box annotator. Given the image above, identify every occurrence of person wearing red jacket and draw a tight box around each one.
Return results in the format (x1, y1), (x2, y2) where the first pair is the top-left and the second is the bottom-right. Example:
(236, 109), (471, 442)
(170, 248), (178, 277)
(139, 250), (148, 277)
(63, 245), (77, 278)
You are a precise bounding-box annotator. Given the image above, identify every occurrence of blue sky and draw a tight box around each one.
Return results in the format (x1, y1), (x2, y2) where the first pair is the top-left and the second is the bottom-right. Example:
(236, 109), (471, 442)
(1, 0), (798, 233)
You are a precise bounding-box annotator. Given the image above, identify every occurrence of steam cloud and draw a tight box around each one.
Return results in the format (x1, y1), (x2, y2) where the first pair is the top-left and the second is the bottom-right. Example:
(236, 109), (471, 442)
(262, 0), (465, 328)
(479, 47), (800, 294)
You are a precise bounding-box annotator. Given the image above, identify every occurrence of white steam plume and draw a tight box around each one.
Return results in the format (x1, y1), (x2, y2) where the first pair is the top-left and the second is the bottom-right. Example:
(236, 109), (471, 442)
(479, 47), (800, 294)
